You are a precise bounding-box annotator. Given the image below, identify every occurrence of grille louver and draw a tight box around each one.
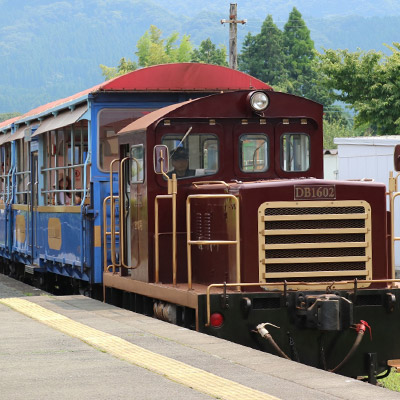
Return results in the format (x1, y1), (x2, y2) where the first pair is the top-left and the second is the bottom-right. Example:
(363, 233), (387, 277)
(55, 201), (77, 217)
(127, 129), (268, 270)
(258, 201), (372, 287)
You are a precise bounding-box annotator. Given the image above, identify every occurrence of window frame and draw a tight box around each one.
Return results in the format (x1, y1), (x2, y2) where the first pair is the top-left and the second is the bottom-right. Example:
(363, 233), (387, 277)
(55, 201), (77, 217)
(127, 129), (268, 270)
(280, 132), (311, 173)
(97, 108), (156, 173)
(161, 132), (220, 180)
(238, 133), (270, 173)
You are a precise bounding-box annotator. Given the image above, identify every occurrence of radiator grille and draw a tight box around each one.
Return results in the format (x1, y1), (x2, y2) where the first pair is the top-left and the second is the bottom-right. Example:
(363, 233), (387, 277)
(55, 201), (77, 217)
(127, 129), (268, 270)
(258, 200), (372, 287)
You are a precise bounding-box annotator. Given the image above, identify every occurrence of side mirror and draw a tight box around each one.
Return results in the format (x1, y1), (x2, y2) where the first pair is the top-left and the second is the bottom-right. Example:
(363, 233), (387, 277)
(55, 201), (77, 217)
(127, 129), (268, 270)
(394, 144), (400, 172)
(153, 145), (169, 175)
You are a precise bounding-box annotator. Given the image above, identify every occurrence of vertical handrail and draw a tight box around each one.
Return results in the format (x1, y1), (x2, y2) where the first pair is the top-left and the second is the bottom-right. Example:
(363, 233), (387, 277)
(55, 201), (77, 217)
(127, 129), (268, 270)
(103, 196), (111, 272)
(186, 194), (240, 290)
(102, 195), (120, 273)
(119, 156), (131, 270)
(154, 174), (177, 285)
(80, 151), (91, 273)
(389, 171), (400, 281)
(109, 159), (120, 269)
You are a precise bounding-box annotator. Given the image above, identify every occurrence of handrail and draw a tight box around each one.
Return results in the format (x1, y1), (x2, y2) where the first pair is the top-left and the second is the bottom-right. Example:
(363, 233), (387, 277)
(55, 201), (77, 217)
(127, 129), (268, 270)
(154, 174), (178, 284)
(192, 181), (229, 188)
(119, 156), (132, 270)
(109, 159), (120, 270)
(41, 163), (87, 172)
(205, 278), (400, 327)
(102, 195), (120, 273)
(186, 194), (240, 290)
(388, 171), (400, 280)
(40, 161), (91, 206)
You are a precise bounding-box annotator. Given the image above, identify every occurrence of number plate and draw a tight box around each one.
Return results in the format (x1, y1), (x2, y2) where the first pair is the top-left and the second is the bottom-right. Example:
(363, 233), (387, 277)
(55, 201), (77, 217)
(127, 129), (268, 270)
(294, 185), (336, 200)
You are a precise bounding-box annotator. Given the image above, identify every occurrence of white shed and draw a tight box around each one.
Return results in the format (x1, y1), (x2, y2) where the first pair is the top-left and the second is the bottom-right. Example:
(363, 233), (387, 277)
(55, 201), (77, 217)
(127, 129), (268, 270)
(334, 136), (400, 275)
(334, 136), (400, 182)
(323, 149), (338, 180)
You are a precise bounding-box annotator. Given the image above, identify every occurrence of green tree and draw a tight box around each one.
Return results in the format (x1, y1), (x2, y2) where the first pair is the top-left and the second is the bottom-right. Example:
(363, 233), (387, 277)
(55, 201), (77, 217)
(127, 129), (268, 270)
(100, 57), (137, 80)
(281, 7), (335, 107)
(283, 8), (315, 89)
(239, 15), (286, 86)
(323, 118), (364, 150)
(238, 10), (335, 108)
(0, 112), (21, 123)
(100, 25), (194, 80)
(318, 43), (400, 134)
(191, 38), (228, 66)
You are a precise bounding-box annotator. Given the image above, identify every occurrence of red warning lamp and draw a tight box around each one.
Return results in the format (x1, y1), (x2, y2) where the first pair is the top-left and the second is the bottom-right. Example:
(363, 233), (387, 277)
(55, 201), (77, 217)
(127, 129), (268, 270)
(210, 313), (224, 328)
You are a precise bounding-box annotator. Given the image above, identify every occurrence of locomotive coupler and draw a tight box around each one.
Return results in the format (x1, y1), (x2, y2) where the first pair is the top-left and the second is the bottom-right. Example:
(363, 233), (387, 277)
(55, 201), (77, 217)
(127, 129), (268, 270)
(292, 293), (353, 331)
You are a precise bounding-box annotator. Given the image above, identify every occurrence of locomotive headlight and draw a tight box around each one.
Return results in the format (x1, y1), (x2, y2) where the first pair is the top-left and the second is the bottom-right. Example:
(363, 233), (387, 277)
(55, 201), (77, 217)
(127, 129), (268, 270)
(250, 91), (269, 112)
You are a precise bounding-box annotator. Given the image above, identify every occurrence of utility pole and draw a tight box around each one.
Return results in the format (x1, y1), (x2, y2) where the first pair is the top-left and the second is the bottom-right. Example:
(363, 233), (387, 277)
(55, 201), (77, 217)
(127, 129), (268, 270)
(221, 3), (246, 70)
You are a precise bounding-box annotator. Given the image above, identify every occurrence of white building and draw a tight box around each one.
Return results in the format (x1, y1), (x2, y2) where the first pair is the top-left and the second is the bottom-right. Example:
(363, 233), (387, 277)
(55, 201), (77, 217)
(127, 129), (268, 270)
(334, 136), (400, 275)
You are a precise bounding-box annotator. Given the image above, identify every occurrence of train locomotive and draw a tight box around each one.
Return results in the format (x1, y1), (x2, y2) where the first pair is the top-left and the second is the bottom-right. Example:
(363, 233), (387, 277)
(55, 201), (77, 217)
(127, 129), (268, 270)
(110, 88), (400, 381)
(1, 63), (400, 381)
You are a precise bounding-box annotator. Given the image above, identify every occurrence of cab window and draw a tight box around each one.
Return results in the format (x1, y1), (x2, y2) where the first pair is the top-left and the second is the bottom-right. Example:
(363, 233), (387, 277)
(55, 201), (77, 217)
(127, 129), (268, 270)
(98, 108), (154, 172)
(161, 134), (218, 179)
(130, 144), (144, 183)
(281, 133), (310, 172)
(239, 134), (269, 173)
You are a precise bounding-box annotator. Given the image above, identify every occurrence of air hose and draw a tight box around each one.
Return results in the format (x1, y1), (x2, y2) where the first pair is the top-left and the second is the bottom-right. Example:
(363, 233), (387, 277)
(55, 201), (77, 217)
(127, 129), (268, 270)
(329, 320), (371, 373)
(256, 323), (291, 360)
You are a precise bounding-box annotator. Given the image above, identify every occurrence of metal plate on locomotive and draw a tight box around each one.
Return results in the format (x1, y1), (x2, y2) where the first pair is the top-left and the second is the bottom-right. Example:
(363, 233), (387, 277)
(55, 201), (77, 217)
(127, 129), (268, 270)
(294, 185), (336, 200)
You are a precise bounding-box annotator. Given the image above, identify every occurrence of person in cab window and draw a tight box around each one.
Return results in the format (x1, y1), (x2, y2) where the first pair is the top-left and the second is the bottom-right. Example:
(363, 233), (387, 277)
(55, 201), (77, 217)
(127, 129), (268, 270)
(168, 147), (195, 178)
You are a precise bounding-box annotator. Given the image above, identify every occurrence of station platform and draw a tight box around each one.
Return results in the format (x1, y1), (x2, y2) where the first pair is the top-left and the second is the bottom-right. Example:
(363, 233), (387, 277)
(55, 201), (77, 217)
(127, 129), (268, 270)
(1, 274), (400, 400)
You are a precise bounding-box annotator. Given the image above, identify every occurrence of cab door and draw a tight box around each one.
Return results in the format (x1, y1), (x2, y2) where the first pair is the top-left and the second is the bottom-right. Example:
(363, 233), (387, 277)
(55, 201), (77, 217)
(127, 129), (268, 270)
(119, 138), (149, 282)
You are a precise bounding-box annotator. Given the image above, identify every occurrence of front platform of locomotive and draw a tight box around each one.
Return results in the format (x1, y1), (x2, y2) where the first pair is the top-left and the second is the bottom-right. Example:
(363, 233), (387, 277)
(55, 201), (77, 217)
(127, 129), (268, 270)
(120, 89), (400, 379)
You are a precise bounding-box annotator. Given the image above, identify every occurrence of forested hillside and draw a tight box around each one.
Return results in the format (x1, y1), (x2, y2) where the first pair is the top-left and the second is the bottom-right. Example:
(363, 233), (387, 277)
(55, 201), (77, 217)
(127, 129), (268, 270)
(0, 0), (399, 114)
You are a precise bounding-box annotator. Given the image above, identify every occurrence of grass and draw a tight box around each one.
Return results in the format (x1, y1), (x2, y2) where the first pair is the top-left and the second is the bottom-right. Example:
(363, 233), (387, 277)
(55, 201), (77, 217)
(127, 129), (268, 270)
(380, 368), (400, 391)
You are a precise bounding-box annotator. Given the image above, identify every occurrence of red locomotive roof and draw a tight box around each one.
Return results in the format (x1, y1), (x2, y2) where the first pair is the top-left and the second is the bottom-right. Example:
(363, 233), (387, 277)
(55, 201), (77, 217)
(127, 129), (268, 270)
(0, 63), (271, 131)
(101, 63), (272, 92)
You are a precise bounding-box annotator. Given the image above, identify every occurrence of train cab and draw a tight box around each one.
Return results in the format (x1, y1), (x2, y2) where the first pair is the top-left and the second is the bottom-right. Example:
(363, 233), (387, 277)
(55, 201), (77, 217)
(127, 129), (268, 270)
(111, 89), (324, 286)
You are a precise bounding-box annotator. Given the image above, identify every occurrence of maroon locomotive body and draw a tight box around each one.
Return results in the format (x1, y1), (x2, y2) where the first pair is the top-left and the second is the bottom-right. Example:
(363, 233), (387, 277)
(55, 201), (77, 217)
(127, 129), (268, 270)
(104, 89), (400, 380)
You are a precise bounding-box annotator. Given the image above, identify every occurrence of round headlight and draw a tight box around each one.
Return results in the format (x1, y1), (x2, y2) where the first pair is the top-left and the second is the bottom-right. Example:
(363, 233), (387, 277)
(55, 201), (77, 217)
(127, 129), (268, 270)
(250, 91), (269, 112)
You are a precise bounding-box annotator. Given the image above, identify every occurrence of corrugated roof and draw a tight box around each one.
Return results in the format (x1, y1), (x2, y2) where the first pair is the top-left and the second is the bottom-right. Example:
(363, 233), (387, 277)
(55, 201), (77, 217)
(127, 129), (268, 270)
(0, 63), (272, 132)
(32, 104), (87, 137)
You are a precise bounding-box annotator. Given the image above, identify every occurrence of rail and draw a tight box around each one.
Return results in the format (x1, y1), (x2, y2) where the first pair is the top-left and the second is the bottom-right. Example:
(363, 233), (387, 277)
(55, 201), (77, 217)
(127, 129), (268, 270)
(41, 163), (89, 206)
(186, 193), (240, 290)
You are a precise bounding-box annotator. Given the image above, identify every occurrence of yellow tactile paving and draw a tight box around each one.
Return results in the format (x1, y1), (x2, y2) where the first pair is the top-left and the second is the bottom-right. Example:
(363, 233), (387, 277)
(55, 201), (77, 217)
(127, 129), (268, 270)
(0, 297), (280, 400)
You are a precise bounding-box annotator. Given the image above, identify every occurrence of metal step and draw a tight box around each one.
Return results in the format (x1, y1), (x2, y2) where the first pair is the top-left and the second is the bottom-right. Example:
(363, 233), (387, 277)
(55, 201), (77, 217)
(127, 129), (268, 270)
(388, 359), (400, 372)
(24, 265), (40, 275)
